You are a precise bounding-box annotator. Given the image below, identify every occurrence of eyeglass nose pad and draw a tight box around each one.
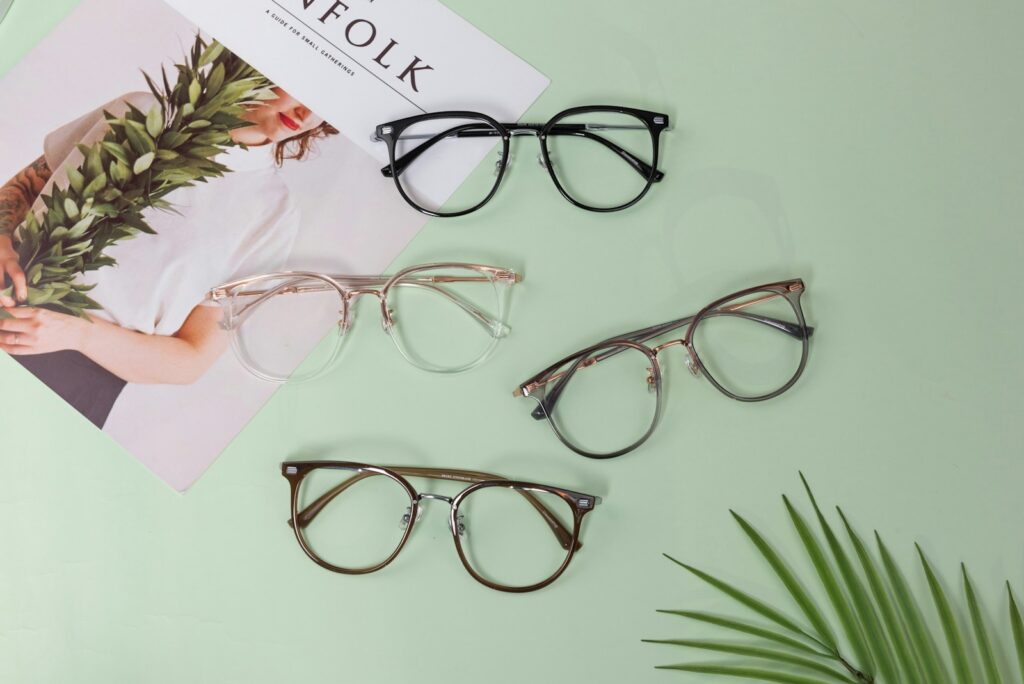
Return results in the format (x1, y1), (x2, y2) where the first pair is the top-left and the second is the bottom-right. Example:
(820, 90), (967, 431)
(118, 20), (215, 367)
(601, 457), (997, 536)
(400, 505), (425, 530)
(536, 153), (553, 170)
(646, 367), (657, 393)
(451, 513), (467, 537)
(493, 150), (510, 177)
(684, 352), (701, 378)
(381, 307), (395, 333)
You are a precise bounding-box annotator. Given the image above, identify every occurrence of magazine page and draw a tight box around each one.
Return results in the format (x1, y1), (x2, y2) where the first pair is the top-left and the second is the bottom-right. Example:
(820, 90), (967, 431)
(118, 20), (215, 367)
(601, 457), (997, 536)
(0, 0), (548, 491)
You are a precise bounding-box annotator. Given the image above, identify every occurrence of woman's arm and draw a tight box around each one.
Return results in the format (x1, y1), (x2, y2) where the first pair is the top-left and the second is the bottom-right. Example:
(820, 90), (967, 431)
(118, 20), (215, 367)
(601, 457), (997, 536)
(0, 155), (52, 306)
(0, 304), (229, 385)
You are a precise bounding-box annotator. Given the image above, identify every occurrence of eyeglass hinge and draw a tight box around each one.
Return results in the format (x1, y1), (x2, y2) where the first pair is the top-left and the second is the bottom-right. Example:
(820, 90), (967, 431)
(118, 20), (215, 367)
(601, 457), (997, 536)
(513, 384), (533, 398)
(209, 287), (228, 300)
(788, 282), (804, 292)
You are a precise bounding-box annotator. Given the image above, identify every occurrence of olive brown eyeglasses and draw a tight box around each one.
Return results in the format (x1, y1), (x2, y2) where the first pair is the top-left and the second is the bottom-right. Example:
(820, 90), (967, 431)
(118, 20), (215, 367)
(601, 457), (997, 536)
(373, 106), (670, 217)
(282, 461), (602, 593)
(514, 279), (814, 459)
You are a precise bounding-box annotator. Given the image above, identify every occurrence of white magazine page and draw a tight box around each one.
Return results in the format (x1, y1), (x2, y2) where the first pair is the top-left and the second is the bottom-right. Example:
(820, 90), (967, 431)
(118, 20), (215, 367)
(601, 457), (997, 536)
(0, 0), (547, 491)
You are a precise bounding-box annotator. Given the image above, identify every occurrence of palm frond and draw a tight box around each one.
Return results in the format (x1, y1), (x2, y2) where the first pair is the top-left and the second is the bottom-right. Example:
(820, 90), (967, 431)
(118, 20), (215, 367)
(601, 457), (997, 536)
(648, 475), (1020, 684)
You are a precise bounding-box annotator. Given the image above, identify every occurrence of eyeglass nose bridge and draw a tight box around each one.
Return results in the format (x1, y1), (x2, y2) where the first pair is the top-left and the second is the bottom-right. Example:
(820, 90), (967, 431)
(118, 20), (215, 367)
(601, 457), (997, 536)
(652, 338), (702, 378)
(406, 493), (466, 536)
(338, 288), (392, 332)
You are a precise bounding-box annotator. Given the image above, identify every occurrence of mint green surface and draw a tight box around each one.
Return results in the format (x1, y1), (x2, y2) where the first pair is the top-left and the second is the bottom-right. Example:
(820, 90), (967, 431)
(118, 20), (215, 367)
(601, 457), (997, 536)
(2, 1), (1023, 682)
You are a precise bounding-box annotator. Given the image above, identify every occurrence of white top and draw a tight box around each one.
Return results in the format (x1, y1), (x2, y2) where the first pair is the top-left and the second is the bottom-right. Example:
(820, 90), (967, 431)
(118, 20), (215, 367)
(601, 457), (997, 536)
(32, 92), (299, 335)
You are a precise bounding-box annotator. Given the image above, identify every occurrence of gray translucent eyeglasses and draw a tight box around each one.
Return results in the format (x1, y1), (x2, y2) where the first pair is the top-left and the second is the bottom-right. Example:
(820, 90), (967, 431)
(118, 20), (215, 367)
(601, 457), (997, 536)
(0, 1), (12, 26)
(514, 279), (814, 459)
(207, 262), (521, 382)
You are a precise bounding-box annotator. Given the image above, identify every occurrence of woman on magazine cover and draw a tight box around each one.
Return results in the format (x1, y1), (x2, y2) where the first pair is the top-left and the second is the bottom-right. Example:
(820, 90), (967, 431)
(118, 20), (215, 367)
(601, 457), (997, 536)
(0, 83), (337, 428)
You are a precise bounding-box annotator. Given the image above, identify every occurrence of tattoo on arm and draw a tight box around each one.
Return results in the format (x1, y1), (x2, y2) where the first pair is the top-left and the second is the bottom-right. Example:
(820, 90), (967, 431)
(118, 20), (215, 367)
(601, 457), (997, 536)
(0, 155), (52, 238)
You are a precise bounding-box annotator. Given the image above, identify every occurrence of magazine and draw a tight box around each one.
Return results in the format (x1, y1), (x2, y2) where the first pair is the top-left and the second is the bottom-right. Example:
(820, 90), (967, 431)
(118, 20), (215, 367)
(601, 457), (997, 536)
(0, 0), (548, 490)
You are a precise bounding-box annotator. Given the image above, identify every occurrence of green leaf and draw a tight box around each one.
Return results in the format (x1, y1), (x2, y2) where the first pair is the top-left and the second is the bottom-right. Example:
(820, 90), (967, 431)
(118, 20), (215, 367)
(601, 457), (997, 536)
(655, 611), (832, 658)
(145, 104), (165, 139)
(731, 510), (838, 652)
(161, 131), (191, 149)
(82, 173), (107, 199)
(63, 198), (80, 221)
(100, 142), (130, 165)
(26, 263), (42, 285)
(962, 565), (1001, 684)
(643, 640), (856, 683)
(655, 663), (832, 684)
(800, 475), (895, 681)
(85, 146), (104, 179)
(207, 63), (226, 95)
(66, 165), (85, 194)
(1009, 584), (1024, 682)
(198, 41), (225, 67)
(876, 532), (954, 684)
(838, 509), (925, 684)
(918, 545), (973, 684)
(663, 555), (812, 640)
(187, 119), (212, 129)
(66, 215), (96, 240)
(123, 121), (155, 155)
(133, 152), (156, 175)
(783, 495), (874, 678)
(188, 78), (201, 105)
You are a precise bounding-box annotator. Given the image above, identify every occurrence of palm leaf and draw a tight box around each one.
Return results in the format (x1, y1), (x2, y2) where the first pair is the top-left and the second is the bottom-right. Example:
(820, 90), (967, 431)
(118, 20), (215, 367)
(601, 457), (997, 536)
(655, 611), (832, 658)
(800, 475), (897, 681)
(643, 639), (857, 683)
(731, 510), (838, 652)
(651, 477), (1020, 684)
(962, 565), (1002, 684)
(783, 495), (875, 678)
(1007, 583), (1024, 681)
(918, 545), (974, 684)
(838, 508), (925, 684)
(663, 554), (813, 640)
(876, 533), (952, 683)
(656, 663), (841, 684)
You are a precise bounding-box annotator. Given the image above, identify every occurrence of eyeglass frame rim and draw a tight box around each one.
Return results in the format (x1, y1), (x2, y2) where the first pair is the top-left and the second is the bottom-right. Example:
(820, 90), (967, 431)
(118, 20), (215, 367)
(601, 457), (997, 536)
(373, 105), (671, 217)
(515, 278), (811, 459)
(205, 262), (520, 382)
(281, 460), (600, 593)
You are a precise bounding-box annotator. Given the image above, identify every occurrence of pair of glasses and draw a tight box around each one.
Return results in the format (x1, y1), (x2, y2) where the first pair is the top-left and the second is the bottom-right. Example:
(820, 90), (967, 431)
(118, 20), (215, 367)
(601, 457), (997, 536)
(374, 106), (670, 216)
(207, 263), (520, 382)
(514, 280), (814, 459)
(281, 461), (602, 592)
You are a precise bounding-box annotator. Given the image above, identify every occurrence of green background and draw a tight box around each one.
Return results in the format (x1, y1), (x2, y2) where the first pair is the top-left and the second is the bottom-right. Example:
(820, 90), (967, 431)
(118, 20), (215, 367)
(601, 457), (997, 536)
(2, 1), (1022, 682)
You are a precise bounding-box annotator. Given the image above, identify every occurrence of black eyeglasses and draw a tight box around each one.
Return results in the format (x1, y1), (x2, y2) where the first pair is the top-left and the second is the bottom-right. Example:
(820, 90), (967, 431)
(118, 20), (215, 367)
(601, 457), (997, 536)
(373, 106), (670, 217)
(514, 280), (814, 459)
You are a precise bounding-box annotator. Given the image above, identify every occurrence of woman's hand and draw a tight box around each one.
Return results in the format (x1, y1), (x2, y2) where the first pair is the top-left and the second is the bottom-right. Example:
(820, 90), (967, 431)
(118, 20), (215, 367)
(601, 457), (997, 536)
(0, 235), (27, 307)
(0, 306), (86, 355)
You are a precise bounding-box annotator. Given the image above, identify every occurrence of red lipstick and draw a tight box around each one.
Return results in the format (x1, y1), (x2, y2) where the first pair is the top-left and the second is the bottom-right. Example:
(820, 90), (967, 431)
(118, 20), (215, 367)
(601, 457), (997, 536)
(278, 112), (300, 131)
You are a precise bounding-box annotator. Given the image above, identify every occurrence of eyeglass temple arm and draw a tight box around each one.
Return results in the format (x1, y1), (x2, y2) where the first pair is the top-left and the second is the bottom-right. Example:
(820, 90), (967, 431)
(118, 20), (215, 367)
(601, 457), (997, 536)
(219, 276), (510, 337)
(291, 467), (580, 551)
(527, 309), (813, 421)
(379, 123), (663, 182)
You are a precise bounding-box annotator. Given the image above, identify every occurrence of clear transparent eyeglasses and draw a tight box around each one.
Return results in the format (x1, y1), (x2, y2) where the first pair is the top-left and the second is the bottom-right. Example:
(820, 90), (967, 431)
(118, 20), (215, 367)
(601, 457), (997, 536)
(373, 106), (670, 217)
(207, 263), (520, 382)
(282, 461), (602, 593)
(514, 280), (814, 459)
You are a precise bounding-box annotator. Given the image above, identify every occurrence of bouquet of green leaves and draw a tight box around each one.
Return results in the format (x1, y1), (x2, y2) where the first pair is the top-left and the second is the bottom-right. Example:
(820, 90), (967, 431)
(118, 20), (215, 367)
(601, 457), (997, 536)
(0, 36), (273, 317)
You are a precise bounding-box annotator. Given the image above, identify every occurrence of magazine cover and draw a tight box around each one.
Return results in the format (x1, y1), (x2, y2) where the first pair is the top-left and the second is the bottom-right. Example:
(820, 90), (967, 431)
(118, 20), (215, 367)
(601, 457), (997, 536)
(0, 0), (548, 491)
